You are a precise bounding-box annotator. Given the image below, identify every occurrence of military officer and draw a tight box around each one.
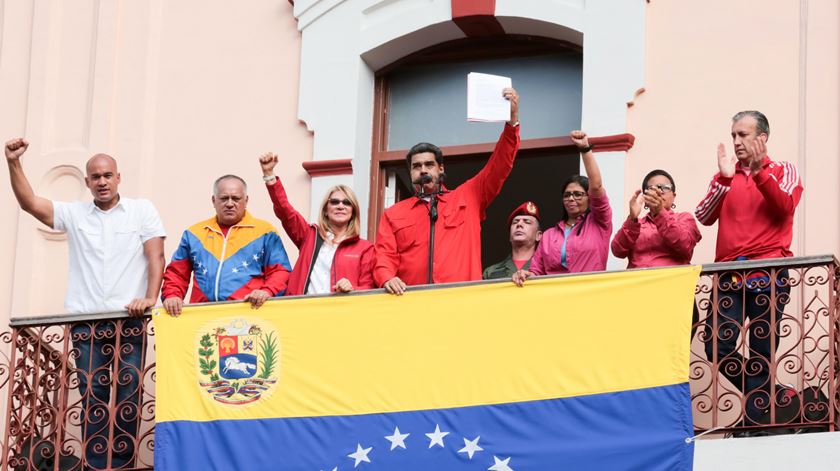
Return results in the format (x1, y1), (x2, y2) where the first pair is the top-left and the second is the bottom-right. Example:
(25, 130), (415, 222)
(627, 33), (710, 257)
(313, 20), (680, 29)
(483, 201), (541, 280)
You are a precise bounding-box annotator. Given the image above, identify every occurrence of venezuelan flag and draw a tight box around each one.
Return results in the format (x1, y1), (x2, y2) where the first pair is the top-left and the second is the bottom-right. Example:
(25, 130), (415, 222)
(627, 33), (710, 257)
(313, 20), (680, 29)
(155, 265), (699, 470)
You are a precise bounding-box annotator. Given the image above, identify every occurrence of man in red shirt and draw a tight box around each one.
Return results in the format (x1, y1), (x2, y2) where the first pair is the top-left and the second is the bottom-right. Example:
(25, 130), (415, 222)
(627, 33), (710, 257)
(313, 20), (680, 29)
(695, 110), (803, 425)
(374, 88), (520, 294)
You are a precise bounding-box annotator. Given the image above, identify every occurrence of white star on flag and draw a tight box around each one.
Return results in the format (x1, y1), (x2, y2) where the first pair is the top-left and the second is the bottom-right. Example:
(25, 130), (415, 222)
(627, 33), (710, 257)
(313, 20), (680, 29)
(425, 424), (449, 448)
(347, 444), (372, 467)
(252, 254), (260, 261)
(385, 426), (410, 450)
(458, 436), (483, 459)
(488, 456), (514, 471)
(241, 260), (249, 268)
(232, 267), (239, 273)
(319, 468), (337, 471)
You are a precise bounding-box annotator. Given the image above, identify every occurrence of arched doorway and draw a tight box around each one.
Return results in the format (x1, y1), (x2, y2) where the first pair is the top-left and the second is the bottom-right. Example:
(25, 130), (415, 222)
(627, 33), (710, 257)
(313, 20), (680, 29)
(369, 35), (584, 268)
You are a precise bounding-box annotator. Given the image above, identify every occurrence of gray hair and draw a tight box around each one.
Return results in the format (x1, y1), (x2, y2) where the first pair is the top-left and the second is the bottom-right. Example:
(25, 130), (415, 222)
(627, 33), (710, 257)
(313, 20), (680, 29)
(213, 174), (248, 195)
(732, 110), (770, 137)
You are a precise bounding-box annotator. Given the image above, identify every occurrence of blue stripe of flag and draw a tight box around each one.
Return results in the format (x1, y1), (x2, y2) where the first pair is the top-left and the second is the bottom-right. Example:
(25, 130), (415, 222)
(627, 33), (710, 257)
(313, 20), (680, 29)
(155, 382), (694, 471)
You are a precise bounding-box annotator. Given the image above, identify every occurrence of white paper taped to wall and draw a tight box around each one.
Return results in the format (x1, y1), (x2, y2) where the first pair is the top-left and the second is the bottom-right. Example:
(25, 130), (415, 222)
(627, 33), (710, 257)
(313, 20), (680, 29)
(467, 72), (512, 122)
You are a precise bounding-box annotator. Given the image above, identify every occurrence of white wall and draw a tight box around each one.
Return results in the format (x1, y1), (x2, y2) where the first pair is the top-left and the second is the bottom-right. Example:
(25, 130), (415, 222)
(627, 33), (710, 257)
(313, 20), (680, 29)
(695, 432), (840, 471)
(294, 0), (647, 254)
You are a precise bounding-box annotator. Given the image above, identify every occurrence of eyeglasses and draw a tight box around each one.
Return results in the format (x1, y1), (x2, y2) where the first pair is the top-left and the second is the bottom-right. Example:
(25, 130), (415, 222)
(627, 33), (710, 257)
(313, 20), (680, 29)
(644, 184), (674, 193)
(562, 191), (587, 200)
(328, 198), (352, 207)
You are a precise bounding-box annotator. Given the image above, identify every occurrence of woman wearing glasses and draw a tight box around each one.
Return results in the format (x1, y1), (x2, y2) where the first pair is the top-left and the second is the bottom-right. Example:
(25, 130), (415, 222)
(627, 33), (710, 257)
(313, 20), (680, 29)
(513, 130), (612, 285)
(259, 152), (374, 295)
(610, 169), (701, 268)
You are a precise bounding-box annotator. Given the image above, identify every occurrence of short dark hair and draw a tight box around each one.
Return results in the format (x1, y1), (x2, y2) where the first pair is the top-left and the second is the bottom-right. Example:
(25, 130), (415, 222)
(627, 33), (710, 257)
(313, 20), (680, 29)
(642, 169), (676, 192)
(558, 174), (589, 224)
(213, 174), (248, 195)
(732, 110), (770, 138)
(406, 142), (443, 168)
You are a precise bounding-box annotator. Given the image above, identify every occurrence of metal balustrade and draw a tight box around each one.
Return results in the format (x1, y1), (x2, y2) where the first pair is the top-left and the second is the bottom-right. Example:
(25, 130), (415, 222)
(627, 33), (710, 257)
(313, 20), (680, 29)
(1, 255), (837, 469)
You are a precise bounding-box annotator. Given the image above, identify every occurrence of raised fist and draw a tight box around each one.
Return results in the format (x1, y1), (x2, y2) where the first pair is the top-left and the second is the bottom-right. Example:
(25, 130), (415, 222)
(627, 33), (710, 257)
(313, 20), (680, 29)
(5, 138), (29, 162)
(259, 152), (279, 176)
(569, 131), (589, 151)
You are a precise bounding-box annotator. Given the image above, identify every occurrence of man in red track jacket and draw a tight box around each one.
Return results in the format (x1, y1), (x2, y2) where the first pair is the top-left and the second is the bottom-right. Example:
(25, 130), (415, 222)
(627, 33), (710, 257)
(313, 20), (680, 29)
(695, 110), (803, 425)
(374, 88), (520, 295)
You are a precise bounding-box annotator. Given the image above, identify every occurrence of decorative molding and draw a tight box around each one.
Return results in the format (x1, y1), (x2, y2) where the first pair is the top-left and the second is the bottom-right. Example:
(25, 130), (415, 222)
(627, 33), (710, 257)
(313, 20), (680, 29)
(295, 0), (344, 30)
(451, 0), (503, 37)
(36, 164), (86, 241)
(590, 133), (635, 152)
(627, 87), (645, 108)
(452, 15), (505, 37)
(374, 134), (634, 163)
(302, 158), (353, 177)
(37, 226), (68, 241)
(451, 0), (495, 17)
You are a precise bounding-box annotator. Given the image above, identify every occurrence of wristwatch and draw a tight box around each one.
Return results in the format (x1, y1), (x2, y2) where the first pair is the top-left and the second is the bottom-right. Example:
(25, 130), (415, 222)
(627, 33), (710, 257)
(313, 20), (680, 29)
(578, 145), (592, 153)
(263, 175), (277, 183)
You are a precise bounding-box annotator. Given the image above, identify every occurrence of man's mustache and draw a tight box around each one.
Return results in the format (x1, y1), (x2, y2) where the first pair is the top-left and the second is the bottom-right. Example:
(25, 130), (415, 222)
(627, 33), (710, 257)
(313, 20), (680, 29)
(412, 173), (446, 185)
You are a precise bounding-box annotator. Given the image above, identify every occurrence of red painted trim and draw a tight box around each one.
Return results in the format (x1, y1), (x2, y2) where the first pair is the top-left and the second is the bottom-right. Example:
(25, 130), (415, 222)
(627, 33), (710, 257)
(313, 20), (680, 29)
(589, 133), (636, 152)
(451, 0), (502, 37)
(302, 159), (353, 177)
(451, 0), (495, 17)
(373, 134), (635, 163)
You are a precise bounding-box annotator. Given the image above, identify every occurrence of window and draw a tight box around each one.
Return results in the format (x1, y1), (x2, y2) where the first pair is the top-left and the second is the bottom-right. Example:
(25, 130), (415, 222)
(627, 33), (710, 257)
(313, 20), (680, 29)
(370, 36), (584, 268)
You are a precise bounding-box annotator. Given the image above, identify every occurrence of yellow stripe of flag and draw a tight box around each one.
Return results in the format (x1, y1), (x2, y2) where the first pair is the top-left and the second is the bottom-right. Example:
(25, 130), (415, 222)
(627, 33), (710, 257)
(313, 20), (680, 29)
(155, 265), (700, 423)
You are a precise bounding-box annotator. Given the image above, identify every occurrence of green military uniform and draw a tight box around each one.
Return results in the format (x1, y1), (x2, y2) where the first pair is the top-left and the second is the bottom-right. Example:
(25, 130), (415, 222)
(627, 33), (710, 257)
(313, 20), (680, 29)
(482, 255), (531, 280)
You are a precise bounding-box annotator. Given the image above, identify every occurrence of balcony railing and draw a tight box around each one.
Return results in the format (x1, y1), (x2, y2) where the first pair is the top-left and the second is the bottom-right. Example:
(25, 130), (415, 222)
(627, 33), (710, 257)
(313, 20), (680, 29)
(1, 255), (838, 470)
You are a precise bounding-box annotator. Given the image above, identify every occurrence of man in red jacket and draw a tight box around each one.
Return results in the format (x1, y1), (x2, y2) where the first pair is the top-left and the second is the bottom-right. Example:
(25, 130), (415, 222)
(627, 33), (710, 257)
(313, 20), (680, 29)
(374, 88), (520, 294)
(695, 110), (803, 425)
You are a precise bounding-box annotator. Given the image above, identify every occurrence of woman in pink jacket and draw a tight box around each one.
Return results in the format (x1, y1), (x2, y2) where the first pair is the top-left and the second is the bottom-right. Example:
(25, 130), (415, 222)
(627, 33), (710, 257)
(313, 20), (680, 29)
(610, 169), (701, 268)
(259, 152), (374, 296)
(513, 130), (612, 286)
(612, 169), (702, 337)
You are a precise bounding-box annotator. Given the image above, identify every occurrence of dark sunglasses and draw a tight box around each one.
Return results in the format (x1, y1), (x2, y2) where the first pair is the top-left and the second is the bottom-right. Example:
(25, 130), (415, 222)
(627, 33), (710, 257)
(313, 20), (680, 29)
(328, 198), (353, 207)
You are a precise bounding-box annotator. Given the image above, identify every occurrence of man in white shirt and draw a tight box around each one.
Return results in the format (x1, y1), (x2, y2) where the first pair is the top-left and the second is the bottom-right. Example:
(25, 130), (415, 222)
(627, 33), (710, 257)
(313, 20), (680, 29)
(5, 137), (165, 470)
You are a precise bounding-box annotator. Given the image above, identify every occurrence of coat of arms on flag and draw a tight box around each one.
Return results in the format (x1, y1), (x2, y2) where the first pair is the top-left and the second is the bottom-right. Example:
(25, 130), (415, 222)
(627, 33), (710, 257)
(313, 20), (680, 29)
(196, 318), (280, 405)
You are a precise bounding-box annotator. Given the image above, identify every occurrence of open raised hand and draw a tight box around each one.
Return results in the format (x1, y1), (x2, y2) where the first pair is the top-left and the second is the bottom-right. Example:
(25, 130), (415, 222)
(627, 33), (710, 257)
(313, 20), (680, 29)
(717, 143), (736, 178)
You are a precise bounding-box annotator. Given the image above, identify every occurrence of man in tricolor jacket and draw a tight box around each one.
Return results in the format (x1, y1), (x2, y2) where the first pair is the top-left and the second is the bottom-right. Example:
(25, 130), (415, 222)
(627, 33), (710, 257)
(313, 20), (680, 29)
(695, 110), (803, 424)
(161, 174), (291, 316)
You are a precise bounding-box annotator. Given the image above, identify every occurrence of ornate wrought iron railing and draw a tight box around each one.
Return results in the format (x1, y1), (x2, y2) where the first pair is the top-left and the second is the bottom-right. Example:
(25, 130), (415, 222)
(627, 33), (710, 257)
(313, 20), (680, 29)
(691, 255), (839, 436)
(0, 255), (837, 469)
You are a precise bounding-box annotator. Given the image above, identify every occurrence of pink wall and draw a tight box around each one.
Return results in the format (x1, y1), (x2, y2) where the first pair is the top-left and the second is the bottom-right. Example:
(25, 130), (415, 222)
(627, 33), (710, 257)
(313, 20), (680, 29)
(1, 0), (838, 324)
(0, 1), (312, 321)
(627, 0), (839, 265)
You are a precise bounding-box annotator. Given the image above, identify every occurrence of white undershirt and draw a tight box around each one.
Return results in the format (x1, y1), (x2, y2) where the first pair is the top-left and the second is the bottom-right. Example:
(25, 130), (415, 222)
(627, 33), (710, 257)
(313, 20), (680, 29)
(306, 242), (338, 294)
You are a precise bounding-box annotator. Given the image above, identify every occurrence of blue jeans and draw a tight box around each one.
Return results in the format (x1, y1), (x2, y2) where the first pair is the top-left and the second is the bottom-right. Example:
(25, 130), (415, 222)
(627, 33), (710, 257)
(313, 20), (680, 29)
(72, 318), (145, 470)
(703, 270), (790, 424)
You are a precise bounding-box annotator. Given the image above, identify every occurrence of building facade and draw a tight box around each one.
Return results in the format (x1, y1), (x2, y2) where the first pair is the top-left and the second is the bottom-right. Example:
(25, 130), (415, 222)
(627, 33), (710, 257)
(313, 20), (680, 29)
(0, 0), (837, 332)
